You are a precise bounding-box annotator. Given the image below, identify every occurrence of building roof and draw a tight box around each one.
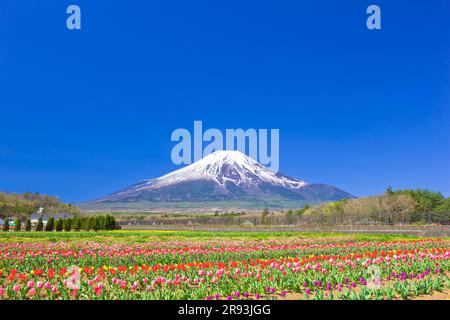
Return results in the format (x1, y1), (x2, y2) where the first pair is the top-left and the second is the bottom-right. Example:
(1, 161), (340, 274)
(30, 214), (49, 221)
(53, 213), (73, 220)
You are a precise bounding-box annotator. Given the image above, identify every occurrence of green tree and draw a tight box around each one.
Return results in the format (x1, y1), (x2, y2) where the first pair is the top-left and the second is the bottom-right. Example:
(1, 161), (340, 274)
(97, 216), (105, 230)
(436, 198), (450, 213)
(105, 215), (118, 230)
(83, 217), (91, 230)
(14, 218), (21, 231)
(73, 218), (81, 231)
(3, 219), (10, 232)
(63, 219), (72, 232)
(45, 217), (55, 231)
(25, 219), (32, 232)
(261, 207), (269, 224)
(92, 217), (100, 231)
(396, 189), (446, 213)
(36, 217), (44, 231)
(55, 218), (63, 232)
(296, 205), (310, 216)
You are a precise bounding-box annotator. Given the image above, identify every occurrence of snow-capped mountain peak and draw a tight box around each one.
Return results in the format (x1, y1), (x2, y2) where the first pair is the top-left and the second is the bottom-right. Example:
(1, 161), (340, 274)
(147, 150), (306, 189)
(94, 150), (353, 204)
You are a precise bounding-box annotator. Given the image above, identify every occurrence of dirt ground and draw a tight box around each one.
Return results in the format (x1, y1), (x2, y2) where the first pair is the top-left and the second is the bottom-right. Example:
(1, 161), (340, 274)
(409, 288), (450, 300)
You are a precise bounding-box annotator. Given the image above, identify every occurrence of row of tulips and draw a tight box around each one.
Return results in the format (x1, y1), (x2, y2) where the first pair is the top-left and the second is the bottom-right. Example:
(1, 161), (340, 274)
(0, 238), (449, 300)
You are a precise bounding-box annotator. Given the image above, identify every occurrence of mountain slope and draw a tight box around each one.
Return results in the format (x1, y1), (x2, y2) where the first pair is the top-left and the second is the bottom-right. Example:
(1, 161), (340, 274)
(92, 150), (354, 206)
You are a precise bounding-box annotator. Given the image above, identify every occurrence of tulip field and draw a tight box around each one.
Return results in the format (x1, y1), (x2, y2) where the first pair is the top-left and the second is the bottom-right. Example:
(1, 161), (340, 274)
(0, 231), (449, 300)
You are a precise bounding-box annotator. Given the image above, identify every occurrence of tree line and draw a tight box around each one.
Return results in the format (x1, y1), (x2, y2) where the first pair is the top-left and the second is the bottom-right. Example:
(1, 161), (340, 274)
(2, 215), (119, 232)
(301, 188), (450, 225)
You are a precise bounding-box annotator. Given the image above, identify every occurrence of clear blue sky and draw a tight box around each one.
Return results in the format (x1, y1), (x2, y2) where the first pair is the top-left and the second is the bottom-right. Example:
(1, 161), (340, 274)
(0, 0), (449, 202)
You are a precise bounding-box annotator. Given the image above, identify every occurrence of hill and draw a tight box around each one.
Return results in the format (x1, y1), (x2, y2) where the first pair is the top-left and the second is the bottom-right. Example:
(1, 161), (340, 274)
(0, 192), (80, 218)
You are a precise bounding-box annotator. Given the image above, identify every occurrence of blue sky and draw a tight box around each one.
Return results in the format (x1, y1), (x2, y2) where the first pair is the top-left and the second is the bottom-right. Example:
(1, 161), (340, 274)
(0, 0), (449, 202)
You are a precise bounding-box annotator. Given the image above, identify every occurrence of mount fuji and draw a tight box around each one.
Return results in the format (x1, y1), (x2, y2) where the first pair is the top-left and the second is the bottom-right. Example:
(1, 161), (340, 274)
(90, 150), (354, 207)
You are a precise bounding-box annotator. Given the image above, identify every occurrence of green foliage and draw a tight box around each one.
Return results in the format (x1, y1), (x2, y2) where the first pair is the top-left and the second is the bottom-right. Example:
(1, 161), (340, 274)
(25, 219), (32, 232)
(36, 217), (44, 231)
(301, 188), (449, 225)
(46, 217), (55, 231)
(91, 216), (100, 231)
(296, 205), (310, 216)
(104, 215), (117, 230)
(55, 218), (63, 232)
(3, 219), (9, 232)
(73, 218), (82, 231)
(393, 189), (447, 213)
(49, 215), (119, 232)
(436, 198), (450, 213)
(63, 219), (72, 232)
(0, 191), (80, 218)
(4, 215), (118, 233)
(14, 218), (21, 231)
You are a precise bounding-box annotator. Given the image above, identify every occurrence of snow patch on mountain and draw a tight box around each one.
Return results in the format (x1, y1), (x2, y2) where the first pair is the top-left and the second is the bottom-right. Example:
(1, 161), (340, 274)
(148, 150), (306, 188)
(97, 150), (308, 201)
